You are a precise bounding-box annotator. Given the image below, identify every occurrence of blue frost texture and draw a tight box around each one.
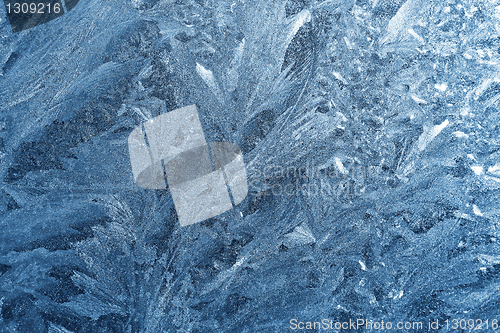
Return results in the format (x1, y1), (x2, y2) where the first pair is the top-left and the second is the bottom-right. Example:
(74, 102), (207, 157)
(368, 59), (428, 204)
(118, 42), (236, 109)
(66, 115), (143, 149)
(1, 0), (500, 332)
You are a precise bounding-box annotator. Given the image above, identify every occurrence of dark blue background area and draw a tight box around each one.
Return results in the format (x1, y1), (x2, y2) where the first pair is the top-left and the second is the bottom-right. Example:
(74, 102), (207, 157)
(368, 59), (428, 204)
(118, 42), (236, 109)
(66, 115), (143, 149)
(1, 0), (500, 332)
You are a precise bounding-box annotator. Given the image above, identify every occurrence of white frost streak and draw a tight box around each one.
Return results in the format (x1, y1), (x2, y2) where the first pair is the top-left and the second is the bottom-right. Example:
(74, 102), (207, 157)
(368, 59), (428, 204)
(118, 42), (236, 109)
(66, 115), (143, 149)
(381, 0), (428, 46)
(473, 205), (484, 217)
(196, 63), (222, 101)
(284, 222), (316, 247)
(488, 164), (500, 176)
(408, 28), (424, 44)
(49, 323), (74, 333)
(200, 255), (249, 296)
(226, 38), (246, 92)
(471, 166), (484, 176)
(288, 10), (311, 46)
(276, 10), (311, 65)
(335, 157), (348, 175)
(332, 71), (348, 85)
(411, 95), (427, 104)
(417, 119), (449, 152)
(435, 83), (448, 92)
(452, 131), (469, 139)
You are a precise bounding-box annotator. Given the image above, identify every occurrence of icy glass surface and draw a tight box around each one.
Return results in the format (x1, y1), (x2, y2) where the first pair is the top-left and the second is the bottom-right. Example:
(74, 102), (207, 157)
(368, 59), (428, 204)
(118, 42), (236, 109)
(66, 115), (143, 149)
(1, 0), (500, 331)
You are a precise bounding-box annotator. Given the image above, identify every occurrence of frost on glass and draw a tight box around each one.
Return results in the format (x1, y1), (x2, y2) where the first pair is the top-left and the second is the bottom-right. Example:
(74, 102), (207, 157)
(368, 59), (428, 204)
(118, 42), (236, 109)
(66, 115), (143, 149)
(1, 0), (500, 331)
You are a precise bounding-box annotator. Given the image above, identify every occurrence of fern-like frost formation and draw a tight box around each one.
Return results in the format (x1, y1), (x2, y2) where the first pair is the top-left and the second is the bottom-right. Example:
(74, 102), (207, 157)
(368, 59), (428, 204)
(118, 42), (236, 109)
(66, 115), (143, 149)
(1, 0), (500, 332)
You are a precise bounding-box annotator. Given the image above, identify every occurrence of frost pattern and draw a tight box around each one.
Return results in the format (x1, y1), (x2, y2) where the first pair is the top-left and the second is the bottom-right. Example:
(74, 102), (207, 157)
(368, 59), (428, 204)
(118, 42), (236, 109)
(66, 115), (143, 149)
(1, 0), (500, 331)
